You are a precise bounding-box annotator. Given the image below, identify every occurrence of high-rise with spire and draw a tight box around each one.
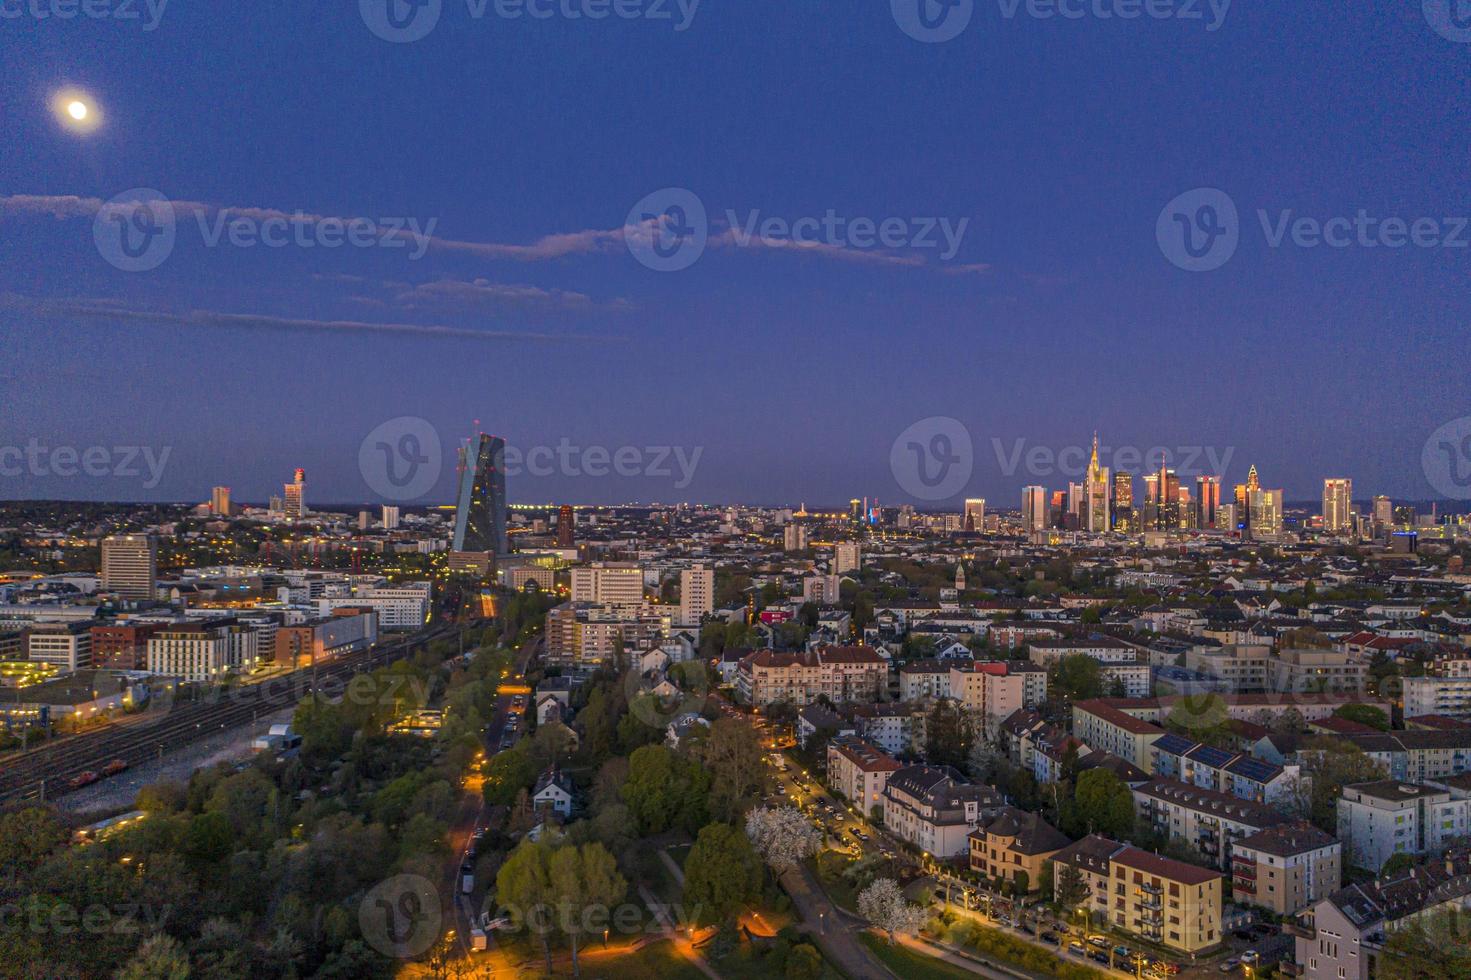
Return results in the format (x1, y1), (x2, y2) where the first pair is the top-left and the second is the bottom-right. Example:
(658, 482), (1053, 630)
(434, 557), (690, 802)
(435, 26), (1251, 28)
(1085, 433), (1111, 533)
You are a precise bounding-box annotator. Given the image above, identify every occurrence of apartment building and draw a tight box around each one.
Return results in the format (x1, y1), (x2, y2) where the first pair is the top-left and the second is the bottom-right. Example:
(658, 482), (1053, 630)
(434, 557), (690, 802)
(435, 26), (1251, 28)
(146, 621), (261, 682)
(1337, 780), (1471, 872)
(1269, 648), (1368, 696)
(1288, 849), (1471, 980)
(315, 581), (431, 629)
(1050, 835), (1224, 955)
(89, 622), (166, 670)
(826, 737), (902, 816)
(1073, 699), (1167, 770)
(735, 645), (887, 707)
(1185, 645), (1271, 693)
(1230, 823), (1341, 916)
(1027, 636), (1138, 668)
(899, 659), (951, 701)
(1403, 674), (1471, 720)
(850, 702), (921, 755)
(569, 562), (645, 607)
(1132, 777), (1289, 871)
(544, 602), (670, 666)
(678, 564), (714, 625)
(882, 765), (1002, 859)
(1342, 730), (1471, 783)
(273, 609), (377, 668)
(1151, 733), (1300, 804)
(949, 661), (1048, 735)
(967, 807), (1070, 893)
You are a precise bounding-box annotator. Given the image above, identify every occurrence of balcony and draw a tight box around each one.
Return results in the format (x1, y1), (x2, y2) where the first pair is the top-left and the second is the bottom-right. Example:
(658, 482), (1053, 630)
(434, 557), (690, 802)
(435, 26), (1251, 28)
(1282, 920), (1316, 941)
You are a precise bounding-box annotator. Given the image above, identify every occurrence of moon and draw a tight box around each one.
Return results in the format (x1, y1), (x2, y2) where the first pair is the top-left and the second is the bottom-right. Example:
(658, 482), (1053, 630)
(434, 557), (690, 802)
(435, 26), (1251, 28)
(51, 88), (102, 133)
(67, 101), (89, 121)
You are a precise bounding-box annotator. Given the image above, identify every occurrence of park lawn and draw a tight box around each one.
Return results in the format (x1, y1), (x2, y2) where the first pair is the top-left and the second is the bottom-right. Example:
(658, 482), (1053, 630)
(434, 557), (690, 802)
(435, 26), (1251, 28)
(857, 932), (982, 980)
(533, 939), (709, 980)
(810, 849), (861, 914)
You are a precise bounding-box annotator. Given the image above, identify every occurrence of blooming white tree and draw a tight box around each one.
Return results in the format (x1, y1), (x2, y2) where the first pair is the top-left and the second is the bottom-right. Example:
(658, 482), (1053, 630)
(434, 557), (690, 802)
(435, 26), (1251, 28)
(857, 878), (925, 944)
(745, 805), (822, 875)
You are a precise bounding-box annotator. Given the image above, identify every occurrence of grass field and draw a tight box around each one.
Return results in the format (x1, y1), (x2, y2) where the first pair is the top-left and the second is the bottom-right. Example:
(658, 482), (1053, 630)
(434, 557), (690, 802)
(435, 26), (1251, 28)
(858, 932), (985, 980)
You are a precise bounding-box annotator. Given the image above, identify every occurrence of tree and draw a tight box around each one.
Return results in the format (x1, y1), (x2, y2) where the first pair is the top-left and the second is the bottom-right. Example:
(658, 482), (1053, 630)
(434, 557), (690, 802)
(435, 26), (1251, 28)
(1290, 738), (1389, 832)
(745, 806), (822, 875)
(1054, 654), (1105, 702)
(1060, 769), (1134, 840)
(785, 943), (823, 980)
(924, 700), (975, 770)
(682, 823), (763, 927)
(857, 878), (924, 944)
(549, 842), (627, 977)
(966, 737), (1006, 784)
(1378, 908), (1471, 979)
(623, 744), (678, 834)
(484, 743), (536, 808)
(116, 934), (190, 980)
(0, 807), (66, 884)
(497, 839), (557, 974)
(1333, 703), (1390, 732)
(698, 719), (769, 823)
(1053, 861), (1088, 912)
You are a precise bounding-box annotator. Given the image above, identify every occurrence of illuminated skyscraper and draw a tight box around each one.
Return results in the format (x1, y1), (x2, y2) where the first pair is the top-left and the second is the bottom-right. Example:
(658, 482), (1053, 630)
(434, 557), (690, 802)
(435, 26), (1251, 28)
(1084, 435), (1110, 533)
(1372, 496), (1393, 532)
(964, 498), (986, 532)
(1249, 488), (1284, 537)
(1196, 476), (1221, 529)
(1022, 486), (1047, 532)
(211, 486), (231, 517)
(283, 468), (306, 519)
(452, 434), (508, 556)
(557, 504), (575, 548)
(1322, 479), (1354, 534)
(1156, 467), (1182, 530)
(101, 534), (157, 601)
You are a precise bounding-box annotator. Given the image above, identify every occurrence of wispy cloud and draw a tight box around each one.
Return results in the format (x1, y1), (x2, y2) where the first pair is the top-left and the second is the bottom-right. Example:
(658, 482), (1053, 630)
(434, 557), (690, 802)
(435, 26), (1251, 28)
(707, 228), (928, 268)
(396, 277), (633, 313)
(943, 262), (993, 276)
(1, 294), (623, 344)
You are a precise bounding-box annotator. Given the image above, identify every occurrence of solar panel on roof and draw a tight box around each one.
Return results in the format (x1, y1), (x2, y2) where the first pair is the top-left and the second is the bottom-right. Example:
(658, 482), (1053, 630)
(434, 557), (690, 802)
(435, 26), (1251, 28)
(1228, 757), (1281, 782)
(1191, 745), (1237, 768)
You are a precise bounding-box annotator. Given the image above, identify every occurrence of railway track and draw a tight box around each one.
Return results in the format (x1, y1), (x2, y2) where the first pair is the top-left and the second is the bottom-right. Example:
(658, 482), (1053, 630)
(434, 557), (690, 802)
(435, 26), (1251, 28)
(0, 622), (462, 808)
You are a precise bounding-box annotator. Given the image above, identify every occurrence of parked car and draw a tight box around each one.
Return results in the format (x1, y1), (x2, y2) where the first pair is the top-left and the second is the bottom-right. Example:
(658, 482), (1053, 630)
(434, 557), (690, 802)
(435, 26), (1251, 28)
(1068, 942), (1086, 957)
(1040, 933), (1059, 946)
(1220, 958), (1241, 973)
(102, 759), (129, 777)
(1088, 935), (1109, 949)
(1241, 951), (1260, 966)
(1114, 946), (1131, 961)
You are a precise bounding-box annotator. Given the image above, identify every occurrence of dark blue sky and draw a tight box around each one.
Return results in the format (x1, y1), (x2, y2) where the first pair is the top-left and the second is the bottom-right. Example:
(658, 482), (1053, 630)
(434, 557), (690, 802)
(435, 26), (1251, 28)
(2, 1), (1468, 508)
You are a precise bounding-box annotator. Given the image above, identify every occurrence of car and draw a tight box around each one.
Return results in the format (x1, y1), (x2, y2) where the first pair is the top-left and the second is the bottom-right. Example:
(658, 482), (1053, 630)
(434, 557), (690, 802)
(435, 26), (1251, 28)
(1087, 935), (1109, 949)
(1040, 932), (1059, 946)
(1241, 951), (1260, 965)
(854, 830), (869, 841)
(1219, 958), (1241, 973)
(1021, 922), (1036, 935)
(1068, 942), (1087, 957)
(1090, 951), (1111, 965)
(1114, 946), (1131, 960)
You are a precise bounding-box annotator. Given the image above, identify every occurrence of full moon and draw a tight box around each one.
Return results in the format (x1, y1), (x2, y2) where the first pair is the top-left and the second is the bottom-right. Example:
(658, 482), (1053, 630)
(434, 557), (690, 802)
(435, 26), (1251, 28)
(51, 88), (102, 133)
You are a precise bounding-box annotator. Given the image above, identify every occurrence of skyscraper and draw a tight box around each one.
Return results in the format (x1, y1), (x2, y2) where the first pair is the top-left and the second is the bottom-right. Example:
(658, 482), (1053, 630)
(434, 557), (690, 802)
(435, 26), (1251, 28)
(1249, 488), (1284, 538)
(381, 505), (401, 530)
(834, 540), (862, 574)
(1157, 467), (1181, 530)
(452, 434), (508, 556)
(1196, 476), (1221, 529)
(1322, 479), (1354, 534)
(1084, 435), (1110, 533)
(556, 504), (575, 548)
(784, 523), (809, 551)
(211, 486), (231, 517)
(283, 468), (306, 519)
(1372, 496), (1393, 532)
(680, 564), (714, 625)
(1022, 486), (1047, 532)
(964, 498), (986, 532)
(1235, 464), (1260, 533)
(101, 534), (157, 601)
